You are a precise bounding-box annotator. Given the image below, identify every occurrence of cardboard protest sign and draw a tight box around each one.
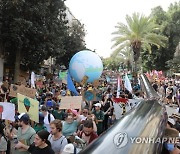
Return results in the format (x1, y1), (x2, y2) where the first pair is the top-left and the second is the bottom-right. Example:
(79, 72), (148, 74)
(59, 96), (82, 109)
(17, 93), (39, 123)
(93, 80), (100, 88)
(82, 90), (102, 102)
(0, 102), (15, 121)
(9, 84), (36, 98)
(80, 76), (89, 85)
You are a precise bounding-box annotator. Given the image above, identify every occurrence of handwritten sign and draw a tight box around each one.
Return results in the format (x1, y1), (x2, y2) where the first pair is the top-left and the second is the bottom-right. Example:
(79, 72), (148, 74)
(59, 96), (82, 109)
(9, 84), (36, 98)
(17, 93), (39, 122)
(0, 102), (15, 121)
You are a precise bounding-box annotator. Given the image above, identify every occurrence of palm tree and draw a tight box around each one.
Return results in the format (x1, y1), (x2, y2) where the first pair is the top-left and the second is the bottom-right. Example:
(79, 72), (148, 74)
(111, 13), (167, 79)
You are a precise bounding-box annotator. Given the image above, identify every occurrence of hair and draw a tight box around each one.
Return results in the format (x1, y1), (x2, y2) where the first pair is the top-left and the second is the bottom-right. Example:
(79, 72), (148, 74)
(41, 105), (48, 112)
(37, 130), (51, 147)
(50, 119), (62, 132)
(83, 120), (93, 128)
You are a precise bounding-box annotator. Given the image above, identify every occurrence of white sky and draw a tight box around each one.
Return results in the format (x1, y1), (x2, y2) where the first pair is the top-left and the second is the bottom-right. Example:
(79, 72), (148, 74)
(65, 0), (178, 58)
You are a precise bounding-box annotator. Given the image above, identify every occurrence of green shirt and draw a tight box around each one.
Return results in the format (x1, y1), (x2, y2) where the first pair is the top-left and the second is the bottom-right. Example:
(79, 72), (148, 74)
(52, 110), (65, 120)
(14, 126), (36, 154)
(33, 124), (47, 133)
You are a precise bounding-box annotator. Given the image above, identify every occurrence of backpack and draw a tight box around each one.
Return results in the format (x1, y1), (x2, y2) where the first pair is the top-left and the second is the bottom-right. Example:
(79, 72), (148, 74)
(48, 113), (51, 123)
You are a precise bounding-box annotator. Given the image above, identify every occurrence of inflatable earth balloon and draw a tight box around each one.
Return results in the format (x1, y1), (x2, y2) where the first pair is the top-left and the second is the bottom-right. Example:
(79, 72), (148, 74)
(69, 50), (103, 83)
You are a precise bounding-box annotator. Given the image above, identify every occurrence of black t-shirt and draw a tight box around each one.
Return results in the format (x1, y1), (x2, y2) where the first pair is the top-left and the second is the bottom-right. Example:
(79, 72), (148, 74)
(28, 144), (55, 154)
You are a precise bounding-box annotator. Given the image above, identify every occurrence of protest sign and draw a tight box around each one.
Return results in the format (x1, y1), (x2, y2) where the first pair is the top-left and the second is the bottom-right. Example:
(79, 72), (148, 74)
(0, 102), (15, 121)
(82, 90), (102, 102)
(113, 99), (141, 119)
(9, 84), (36, 98)
(93, 80), (100, 88)
(59, 96), (82, 109)
(80, 76), (89, 85)
(17, 93), (39, 123)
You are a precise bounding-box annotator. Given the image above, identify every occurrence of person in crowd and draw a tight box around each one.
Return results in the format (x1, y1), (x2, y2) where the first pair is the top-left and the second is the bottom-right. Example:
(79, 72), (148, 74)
(161, 127), (180, 154)
(14, 113), (36, 154)
(52, 104), (65, 120)
(48, 120), (68, 154)
(79, 108), (89, 122)
(92, 103), (104, 135)
(0, 123), (8, 154)
(77, 120), (98, 145)
(15, 130), (54, 154)
(33, 113), (47, 133)
(166, 83), (174, 106)
(102, 96), (113, 131)
(152, 81), (158, 92)
(41, 106), (55, 132)
(61, 143), (76, 154)
(62, 114), (78, 137)
(159, 83), (166, 101)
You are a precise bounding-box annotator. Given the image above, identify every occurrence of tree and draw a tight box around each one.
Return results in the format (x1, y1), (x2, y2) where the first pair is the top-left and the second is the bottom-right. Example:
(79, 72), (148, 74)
(111, 13), (167, 81)
(142, 3), (180, 71)
(56, 21), (86, 68)
(0, 0), (68, 82)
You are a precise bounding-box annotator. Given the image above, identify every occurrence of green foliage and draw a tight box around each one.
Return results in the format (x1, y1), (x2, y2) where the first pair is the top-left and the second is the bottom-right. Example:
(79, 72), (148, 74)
(103, 57), (125, 71)
(142, 2), (180, 71)
(111, 12), (167, 63)
(55, 21), (86, 67)
(166, 55), (180, 72)
(0, 0), (68, 70)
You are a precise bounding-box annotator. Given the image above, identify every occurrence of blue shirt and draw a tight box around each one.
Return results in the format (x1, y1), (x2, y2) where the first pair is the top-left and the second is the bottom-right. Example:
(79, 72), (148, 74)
(62, 121), (78, 137)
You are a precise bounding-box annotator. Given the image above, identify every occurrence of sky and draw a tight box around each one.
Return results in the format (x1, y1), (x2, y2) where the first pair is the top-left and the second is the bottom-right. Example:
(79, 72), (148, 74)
(65, 0), (178, 58)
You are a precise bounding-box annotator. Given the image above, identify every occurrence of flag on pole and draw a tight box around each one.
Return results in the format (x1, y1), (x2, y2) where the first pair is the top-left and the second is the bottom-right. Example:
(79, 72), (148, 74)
(124, 73), (132, 93)
(67, 71), (79, 96)
(31, 71), (35, 88)
(116, 75), (121, 98)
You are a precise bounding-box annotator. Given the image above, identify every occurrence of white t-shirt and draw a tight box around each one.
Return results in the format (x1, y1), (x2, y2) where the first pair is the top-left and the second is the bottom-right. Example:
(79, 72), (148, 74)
(79, 115), (87, 121)
(44, 112), (55, 132)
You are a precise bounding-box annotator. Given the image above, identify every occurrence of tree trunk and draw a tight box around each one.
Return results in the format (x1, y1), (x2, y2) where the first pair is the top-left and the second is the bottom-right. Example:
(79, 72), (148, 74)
(14, 49), (21, 83)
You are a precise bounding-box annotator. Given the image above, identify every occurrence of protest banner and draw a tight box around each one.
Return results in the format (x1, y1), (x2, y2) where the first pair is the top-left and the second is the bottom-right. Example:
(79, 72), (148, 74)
(17, 93), (39, 123)
(113, 99), (141, 119)
(82, 90), (102, 102)
(0, 102), (15, 121)
(9, 84), (36, 98)
(59, 96), (82, 110)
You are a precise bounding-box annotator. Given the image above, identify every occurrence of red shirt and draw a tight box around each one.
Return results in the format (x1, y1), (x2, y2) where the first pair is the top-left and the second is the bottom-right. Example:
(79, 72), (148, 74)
(78, 131), (98, 144)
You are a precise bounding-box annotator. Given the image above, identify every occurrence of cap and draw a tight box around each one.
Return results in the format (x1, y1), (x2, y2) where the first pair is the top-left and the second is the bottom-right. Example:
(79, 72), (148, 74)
(18, 113), (30, 122)
(62, 143), (75, 154)
(94, 103), (101, 108)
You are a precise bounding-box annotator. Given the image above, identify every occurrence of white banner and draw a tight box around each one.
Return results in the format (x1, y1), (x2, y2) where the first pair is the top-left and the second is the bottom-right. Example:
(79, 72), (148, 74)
(113, 99), (141, 119)
(0, 102), (15, 121)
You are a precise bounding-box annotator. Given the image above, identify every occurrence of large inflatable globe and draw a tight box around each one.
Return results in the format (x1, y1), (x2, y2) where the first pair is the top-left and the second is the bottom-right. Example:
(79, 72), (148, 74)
(69, 50), (103, 83)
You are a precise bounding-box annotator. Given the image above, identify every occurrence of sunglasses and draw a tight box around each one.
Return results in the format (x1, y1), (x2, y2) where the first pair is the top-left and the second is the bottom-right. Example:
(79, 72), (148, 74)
(83, 112), (88, 114)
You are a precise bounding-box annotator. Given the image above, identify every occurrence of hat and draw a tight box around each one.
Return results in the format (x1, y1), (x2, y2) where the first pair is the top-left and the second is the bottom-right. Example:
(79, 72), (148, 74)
(94, 103), (101, 108)
(70, 109), (78, 116)
(18, 113), (30, 122)
(62, 143), (75, 154)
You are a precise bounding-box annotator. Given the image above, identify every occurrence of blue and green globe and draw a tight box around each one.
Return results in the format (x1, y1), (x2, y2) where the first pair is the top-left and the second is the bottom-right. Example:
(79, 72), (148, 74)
(69, 50), (103, 83)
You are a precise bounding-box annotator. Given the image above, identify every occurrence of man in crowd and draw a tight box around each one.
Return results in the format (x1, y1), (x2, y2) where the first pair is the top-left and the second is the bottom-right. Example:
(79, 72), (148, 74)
(41, 106), (55, 132)
(48, 119), (68, 154)
(92, 103), (104, 135)
(77, 120), (98, 145)
(14, 113), (36, 154)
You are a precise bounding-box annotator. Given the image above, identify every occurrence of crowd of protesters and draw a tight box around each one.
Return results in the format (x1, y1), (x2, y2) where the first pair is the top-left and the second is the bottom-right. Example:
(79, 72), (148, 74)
(0, 74), (179, 154)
